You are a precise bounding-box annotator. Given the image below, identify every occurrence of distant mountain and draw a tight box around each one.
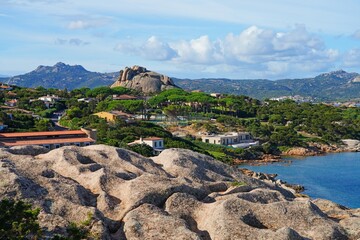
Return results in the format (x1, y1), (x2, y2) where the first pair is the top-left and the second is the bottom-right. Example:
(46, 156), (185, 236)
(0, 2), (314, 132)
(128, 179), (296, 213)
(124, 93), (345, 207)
(5, 63), (360, 101)
(6, 62), (118, 89)
(173, 70), (360, 101)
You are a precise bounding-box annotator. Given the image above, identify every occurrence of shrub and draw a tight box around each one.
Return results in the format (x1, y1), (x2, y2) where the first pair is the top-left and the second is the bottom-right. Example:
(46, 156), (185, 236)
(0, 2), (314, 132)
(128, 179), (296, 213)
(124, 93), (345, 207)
(0, 199), (41, 239)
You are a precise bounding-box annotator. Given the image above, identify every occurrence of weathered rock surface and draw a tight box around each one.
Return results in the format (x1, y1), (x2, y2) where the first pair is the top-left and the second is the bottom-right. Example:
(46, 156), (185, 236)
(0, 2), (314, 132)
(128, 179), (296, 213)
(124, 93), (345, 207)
(110, 65), (178, 93)
(0, 145), (359, 239)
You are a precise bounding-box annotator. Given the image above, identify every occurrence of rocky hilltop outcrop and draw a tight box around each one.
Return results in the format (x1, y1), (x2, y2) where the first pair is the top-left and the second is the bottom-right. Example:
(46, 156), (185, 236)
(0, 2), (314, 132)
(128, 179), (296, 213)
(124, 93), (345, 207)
(111, 65), (178, 93)
(0, 145), (359, 239)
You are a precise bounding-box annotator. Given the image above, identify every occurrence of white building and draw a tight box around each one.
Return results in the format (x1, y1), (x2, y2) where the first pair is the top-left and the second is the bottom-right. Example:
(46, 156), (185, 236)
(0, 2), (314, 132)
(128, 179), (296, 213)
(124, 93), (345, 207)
(128, 137), (165, 155)
(202, 132), (259, 148)
(37, 95), (61, 108)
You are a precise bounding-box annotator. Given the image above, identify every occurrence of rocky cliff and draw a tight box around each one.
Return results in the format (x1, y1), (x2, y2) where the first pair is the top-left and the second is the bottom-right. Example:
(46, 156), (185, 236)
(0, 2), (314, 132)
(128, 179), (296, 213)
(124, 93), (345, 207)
(0, 145), (359, 239)
(111, 66), (178, 94)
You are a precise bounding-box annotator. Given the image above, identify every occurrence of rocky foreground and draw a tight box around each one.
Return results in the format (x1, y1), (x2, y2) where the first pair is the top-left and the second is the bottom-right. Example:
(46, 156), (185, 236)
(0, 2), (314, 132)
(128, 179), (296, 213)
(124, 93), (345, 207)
(0, 145), (359, 239)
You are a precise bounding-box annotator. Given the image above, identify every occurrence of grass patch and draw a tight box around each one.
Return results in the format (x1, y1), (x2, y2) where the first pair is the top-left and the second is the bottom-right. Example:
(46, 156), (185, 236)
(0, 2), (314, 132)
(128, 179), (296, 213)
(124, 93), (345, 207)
(278, 146), (292, 152)
(231, 181), (247, 187)
(208, 151), (227, 159)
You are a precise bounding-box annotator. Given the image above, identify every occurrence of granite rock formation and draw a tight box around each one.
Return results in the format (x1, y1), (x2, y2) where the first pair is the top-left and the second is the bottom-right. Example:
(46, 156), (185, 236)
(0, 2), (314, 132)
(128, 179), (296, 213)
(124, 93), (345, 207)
(110, 65), (178, 93)
(0, 145), (359, 239)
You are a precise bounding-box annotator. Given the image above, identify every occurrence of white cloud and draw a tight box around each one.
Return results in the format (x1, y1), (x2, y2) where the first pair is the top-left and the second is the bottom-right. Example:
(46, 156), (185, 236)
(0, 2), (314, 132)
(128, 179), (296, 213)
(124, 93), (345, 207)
(55, 38), (89, 46)
(115, 36), (177, 61)
(172, 36), (222, 64)
(343, 48), (360, 68)
(67, 20), (103, 30)
(352, 30), (360, 40)
(115, 25), (340, 77)
(67, 17), (110, 30)
(141, 36), (178, 60)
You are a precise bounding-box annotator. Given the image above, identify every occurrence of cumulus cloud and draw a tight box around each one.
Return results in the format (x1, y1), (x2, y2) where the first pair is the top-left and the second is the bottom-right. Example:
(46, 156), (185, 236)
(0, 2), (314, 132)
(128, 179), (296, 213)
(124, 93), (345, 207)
(115, 36), (177, 61)
(55, 38), (89, 46)
(343, 48), (360, 68)
(141, 36), (178, 60)
(115, 25), (341, 77)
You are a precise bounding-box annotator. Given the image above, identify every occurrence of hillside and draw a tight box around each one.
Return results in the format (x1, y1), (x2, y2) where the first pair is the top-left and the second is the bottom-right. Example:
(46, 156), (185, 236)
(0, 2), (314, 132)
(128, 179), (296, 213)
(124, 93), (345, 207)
(5, 62), (118, 90)
(1, 145), (359, 239)
(174, 70), (360, 101)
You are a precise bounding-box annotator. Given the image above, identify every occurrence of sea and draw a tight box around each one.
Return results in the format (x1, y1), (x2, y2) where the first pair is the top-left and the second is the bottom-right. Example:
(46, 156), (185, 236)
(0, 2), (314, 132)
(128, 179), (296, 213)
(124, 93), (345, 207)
(241, 152), (360, 208)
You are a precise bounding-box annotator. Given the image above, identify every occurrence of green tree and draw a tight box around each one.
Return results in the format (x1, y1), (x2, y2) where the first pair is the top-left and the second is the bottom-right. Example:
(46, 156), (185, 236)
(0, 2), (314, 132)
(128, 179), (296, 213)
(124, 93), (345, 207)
(128, 143), (154, 157)
(35, 118), (54, 131)
(0, 199), (41, 240)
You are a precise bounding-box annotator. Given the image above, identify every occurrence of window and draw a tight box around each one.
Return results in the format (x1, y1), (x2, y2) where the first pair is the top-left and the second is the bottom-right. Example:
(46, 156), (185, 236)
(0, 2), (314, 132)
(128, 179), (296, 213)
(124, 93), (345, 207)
(154, 142), (157, 147)
(205, 139), (209, 143)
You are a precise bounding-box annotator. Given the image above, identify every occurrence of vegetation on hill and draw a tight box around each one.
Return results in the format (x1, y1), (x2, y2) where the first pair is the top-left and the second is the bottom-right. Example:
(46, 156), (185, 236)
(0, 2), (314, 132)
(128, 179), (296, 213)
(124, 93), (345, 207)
(6, 62), (117, 90)
(4, 63), (360, 101)
(174, 70), (360, 101)
(2, 85), (360, 163)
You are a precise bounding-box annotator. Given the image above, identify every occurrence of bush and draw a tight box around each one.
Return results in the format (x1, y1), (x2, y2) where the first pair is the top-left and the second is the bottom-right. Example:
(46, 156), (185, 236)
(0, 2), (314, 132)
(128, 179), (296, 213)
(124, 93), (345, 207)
(0, 199), (41, 239)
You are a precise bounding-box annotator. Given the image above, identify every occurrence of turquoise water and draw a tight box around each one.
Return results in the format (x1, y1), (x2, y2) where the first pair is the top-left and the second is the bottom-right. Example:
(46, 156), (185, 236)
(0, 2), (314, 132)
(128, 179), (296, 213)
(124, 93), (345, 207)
(241, 152), (360, 208)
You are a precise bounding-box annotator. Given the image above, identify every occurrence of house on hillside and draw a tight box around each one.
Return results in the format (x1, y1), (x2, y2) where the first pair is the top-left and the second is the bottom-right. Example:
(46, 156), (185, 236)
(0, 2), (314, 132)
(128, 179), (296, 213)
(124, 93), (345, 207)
(4, 99), (18, 107)
(202, 132), (259, 148)
(128, 137), (165, 155)
(0, 85), (13, 91)
(112, 94), (140, 100)
(93, 111), (134, 123)
(77, 97), (96, 103)
(38, 95), (61, 108)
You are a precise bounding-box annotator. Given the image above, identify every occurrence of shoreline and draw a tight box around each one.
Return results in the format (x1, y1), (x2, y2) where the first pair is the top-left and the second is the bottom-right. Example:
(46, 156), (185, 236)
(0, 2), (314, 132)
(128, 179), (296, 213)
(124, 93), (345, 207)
(235, 141), (360, 166)
(238, 151), (360, 209)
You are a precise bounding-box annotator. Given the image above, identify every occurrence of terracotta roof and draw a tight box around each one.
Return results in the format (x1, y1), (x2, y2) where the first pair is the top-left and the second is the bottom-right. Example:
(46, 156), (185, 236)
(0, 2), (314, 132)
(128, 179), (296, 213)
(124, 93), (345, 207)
(0, 137), (95, 147)
(113, 94), (139, 100)
(0, 130), (86, 138)
(0, 85), (12, 89)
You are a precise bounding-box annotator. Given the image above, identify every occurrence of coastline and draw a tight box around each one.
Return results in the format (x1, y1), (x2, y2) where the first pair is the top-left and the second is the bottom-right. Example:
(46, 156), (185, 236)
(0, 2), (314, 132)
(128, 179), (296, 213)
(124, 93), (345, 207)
(236, 141), (360, 195)
(235, 140), (360, 165)
(239, 151), (360, 209)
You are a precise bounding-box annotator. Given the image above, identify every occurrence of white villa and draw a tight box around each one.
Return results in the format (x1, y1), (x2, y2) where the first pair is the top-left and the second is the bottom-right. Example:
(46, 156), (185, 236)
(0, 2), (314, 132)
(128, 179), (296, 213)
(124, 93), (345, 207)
(128, 137), (165, 155)
(202, 132), (259, 148)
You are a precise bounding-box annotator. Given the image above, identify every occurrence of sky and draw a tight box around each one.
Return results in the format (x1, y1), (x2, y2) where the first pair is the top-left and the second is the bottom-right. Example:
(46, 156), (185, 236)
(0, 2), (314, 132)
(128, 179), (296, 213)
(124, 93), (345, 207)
(1, 0), (360, 79)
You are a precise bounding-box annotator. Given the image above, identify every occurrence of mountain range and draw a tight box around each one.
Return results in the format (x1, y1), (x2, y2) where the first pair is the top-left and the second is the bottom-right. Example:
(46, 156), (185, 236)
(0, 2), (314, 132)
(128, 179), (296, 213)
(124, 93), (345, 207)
(1, 62), (360, 101)
(174, 70), (360, 101)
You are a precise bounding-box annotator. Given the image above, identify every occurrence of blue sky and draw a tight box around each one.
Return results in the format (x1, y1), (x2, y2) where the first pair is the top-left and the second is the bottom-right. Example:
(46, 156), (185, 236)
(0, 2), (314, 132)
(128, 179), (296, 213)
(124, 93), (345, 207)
(1, 0), (360, 79)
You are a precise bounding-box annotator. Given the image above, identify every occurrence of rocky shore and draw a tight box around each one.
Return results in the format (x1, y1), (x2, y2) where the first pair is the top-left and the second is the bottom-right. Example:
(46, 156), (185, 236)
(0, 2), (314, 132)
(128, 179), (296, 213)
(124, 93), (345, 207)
(0, 145), (359, 239)
(281, 140), (360, 157)
(239, 168), (305, 195)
